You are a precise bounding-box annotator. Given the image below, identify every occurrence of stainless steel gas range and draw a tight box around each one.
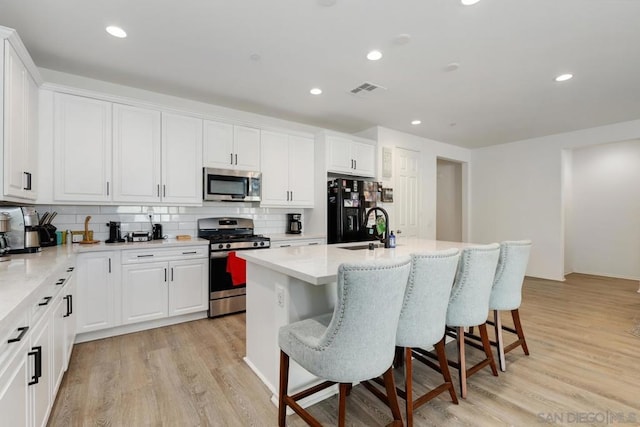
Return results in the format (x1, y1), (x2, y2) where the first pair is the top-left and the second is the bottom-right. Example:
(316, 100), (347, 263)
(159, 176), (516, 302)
(197, 217), (270, 317)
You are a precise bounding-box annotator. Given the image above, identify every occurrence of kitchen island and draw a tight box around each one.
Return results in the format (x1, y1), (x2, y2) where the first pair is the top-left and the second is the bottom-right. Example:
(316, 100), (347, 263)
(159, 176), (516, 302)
(238, 238), (479, 408)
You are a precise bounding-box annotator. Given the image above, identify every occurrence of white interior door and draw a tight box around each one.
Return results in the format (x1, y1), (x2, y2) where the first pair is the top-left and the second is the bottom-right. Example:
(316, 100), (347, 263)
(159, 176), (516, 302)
(395, 147), (419, 237)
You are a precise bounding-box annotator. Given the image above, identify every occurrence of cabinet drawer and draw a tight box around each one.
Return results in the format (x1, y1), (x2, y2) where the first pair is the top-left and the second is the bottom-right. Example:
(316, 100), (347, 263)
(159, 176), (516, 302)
(30, 266), (74, 326)
(0, 311), (29, 370)
(121, 246), (208, 264)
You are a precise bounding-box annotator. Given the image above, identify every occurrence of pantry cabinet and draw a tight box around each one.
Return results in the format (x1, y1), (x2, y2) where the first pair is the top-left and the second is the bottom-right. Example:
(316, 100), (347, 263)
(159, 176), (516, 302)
(203, 120), (260, 171)
(2, 38), (39, 201)
(260, 130), (314, 207)
(121, 247), (208, 326)
(53, 93), (112, 202)
(326, 135), (376, 178)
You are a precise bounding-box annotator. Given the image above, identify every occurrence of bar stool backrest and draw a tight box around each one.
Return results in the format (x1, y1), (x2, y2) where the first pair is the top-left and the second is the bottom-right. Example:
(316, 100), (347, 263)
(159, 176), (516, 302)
(490, 240), (532, 310)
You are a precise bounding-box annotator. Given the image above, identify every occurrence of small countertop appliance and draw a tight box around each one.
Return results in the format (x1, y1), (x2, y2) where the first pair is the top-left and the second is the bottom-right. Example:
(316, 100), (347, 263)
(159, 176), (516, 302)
(3, 206), (41, 253)
(105, 221), (125, 243)
(286, 213), (302, 234)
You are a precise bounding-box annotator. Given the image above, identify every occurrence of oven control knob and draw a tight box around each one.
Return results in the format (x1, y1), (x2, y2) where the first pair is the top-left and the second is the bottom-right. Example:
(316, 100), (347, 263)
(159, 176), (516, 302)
(226, 243), (231, 249)
(218, 244), (224, 249)
(253, 242), (258, 247)
(260, 241), (265, 246)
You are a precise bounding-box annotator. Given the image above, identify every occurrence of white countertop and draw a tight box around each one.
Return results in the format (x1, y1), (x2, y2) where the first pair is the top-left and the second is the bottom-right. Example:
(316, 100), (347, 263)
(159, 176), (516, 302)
(73, 237), (209, 252)
(0, 238), (208, 326)
(0, 245), (76, 325)
(238, 238), (481, 285)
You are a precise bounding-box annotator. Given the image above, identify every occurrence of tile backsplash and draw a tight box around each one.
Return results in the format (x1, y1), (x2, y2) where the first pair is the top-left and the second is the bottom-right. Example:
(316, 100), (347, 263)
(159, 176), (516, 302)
(35, 204), (305, 241)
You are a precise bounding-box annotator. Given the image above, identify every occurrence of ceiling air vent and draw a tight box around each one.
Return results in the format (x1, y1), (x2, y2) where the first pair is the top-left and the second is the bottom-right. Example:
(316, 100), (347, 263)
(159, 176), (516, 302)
(349, 81), (387, 97)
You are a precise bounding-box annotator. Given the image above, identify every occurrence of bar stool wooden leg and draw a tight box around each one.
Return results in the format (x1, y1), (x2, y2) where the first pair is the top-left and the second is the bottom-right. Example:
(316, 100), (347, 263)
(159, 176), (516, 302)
(479, 324), (499, 376)
(338, 383), (349, 427)
(512, 309), (529, 355)
(457, 326), (467, 399)
(494, 310), (507, 372)
(404, 347), (414, 427)
(278, 351), (289, 427)
(382, 367), (404, 425)
(434, 339), (458, 404)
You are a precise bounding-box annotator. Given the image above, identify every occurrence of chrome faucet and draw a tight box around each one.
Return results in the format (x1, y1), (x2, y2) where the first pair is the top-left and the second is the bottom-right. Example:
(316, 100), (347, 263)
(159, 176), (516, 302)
(365, 207), (390, 248)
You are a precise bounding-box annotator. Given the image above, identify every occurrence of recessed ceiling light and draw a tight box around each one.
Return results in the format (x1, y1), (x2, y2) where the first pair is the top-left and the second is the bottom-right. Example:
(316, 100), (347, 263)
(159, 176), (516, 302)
(106, 26), (127, 38)
(444, 62), (460, 72)
(367, 50), (383, 61)
(310, 88), (322, 95)
(461, 0), (481, 5)
(555, 73), (573, 82)
(249, 53), (261, 62)
(392, 34), (411, 45)
(411, 120), (421, 125)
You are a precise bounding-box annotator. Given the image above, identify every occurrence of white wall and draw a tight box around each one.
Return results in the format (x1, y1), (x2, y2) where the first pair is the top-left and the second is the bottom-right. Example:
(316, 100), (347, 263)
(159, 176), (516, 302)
(470, 119), (640, 281)
(568, 139), (640, 280)
(367, 127), (471, 240)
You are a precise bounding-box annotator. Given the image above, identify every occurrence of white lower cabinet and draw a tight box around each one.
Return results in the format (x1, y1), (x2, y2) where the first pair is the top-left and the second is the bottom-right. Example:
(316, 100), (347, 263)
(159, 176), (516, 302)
(76, 252), (120, 333)
(122, 261), (169, 324)
(29, 314), (51, 427)
(0, 338), (29, 426)
(121, 247), (208, 326)
(0, 262), (75, 427)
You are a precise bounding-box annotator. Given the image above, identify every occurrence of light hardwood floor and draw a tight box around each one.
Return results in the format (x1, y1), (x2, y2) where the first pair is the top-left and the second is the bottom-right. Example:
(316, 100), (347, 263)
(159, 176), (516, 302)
(48, 274), (640, 426)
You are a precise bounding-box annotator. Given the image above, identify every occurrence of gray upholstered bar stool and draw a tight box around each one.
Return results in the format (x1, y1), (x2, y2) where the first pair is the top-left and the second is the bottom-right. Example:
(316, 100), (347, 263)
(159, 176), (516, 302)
(489, 240), (532, 371)
(394, 249), (461, 427)
(278, 258), (412, 427)
(443, 244), (500, 399)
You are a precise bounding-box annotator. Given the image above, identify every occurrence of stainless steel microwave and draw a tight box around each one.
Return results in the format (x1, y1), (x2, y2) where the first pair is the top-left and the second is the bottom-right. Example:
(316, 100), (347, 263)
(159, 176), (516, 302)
(203, 168), (261, 202)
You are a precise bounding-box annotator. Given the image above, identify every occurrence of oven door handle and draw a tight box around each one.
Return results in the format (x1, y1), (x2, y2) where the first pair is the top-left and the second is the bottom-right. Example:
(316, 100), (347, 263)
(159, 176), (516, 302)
(210, 251), (232, 259)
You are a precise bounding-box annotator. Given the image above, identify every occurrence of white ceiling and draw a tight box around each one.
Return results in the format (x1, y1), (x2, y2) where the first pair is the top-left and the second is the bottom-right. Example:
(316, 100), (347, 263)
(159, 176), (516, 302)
(2, 0), (640, 148)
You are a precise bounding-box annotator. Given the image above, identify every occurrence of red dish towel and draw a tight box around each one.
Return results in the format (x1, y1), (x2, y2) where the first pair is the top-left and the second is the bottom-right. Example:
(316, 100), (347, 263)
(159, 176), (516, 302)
(226, 251), (246, 286)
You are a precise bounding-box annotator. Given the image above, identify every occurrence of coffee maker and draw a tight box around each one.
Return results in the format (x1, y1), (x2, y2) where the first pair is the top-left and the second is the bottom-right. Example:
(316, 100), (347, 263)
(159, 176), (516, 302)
(105, 221), (125, 243)
(286, 213), (302, 234)
(3, 206), (41, 253)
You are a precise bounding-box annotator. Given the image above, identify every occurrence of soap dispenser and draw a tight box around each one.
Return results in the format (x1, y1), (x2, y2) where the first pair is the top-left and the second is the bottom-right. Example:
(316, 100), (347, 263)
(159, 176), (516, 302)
(389, 231), (396, 248)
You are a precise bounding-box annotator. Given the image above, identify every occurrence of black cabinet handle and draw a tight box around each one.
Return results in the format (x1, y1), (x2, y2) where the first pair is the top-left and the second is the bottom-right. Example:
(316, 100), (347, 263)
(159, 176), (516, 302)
(171, 268), (174, 282)
(290, 191), (293, 201)
(137, 254), (154, 258)
(235, 154), (238, 165)
(28, 346), (42, 385)
(38, 296), (53, 306)
(66, 267), (74, 272)
(108, 258), (112, 273)
(55, 278), (65, 286)
(7, 326), (29, 343)
(164, 268), (167, 282)
(163, 185), (166, 197)
(354, 159), (357, 169)
(64, 295), (73, 317)
(230, 153), (233, 165)
(182, 251), (197, 255)
(157, 184), (160, 197)
(24, 171), (32, 190)
(106, 181), (110, 196)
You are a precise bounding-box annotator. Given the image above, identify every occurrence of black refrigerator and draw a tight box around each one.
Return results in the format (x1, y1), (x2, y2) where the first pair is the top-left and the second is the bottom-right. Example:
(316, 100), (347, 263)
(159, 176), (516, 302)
(327, 178), (380, 244)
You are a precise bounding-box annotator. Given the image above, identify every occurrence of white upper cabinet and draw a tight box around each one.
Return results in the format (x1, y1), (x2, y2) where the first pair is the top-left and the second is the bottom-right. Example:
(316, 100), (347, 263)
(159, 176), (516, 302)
(203, 120), (260, 171)
(112, 104), (161, 203)
(326, 135), (376, 178)
(161, 113), (203, 204)
(53, 93), (112, 202)
(260, 130), (314, 207)
(3, 39), (38, 201)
